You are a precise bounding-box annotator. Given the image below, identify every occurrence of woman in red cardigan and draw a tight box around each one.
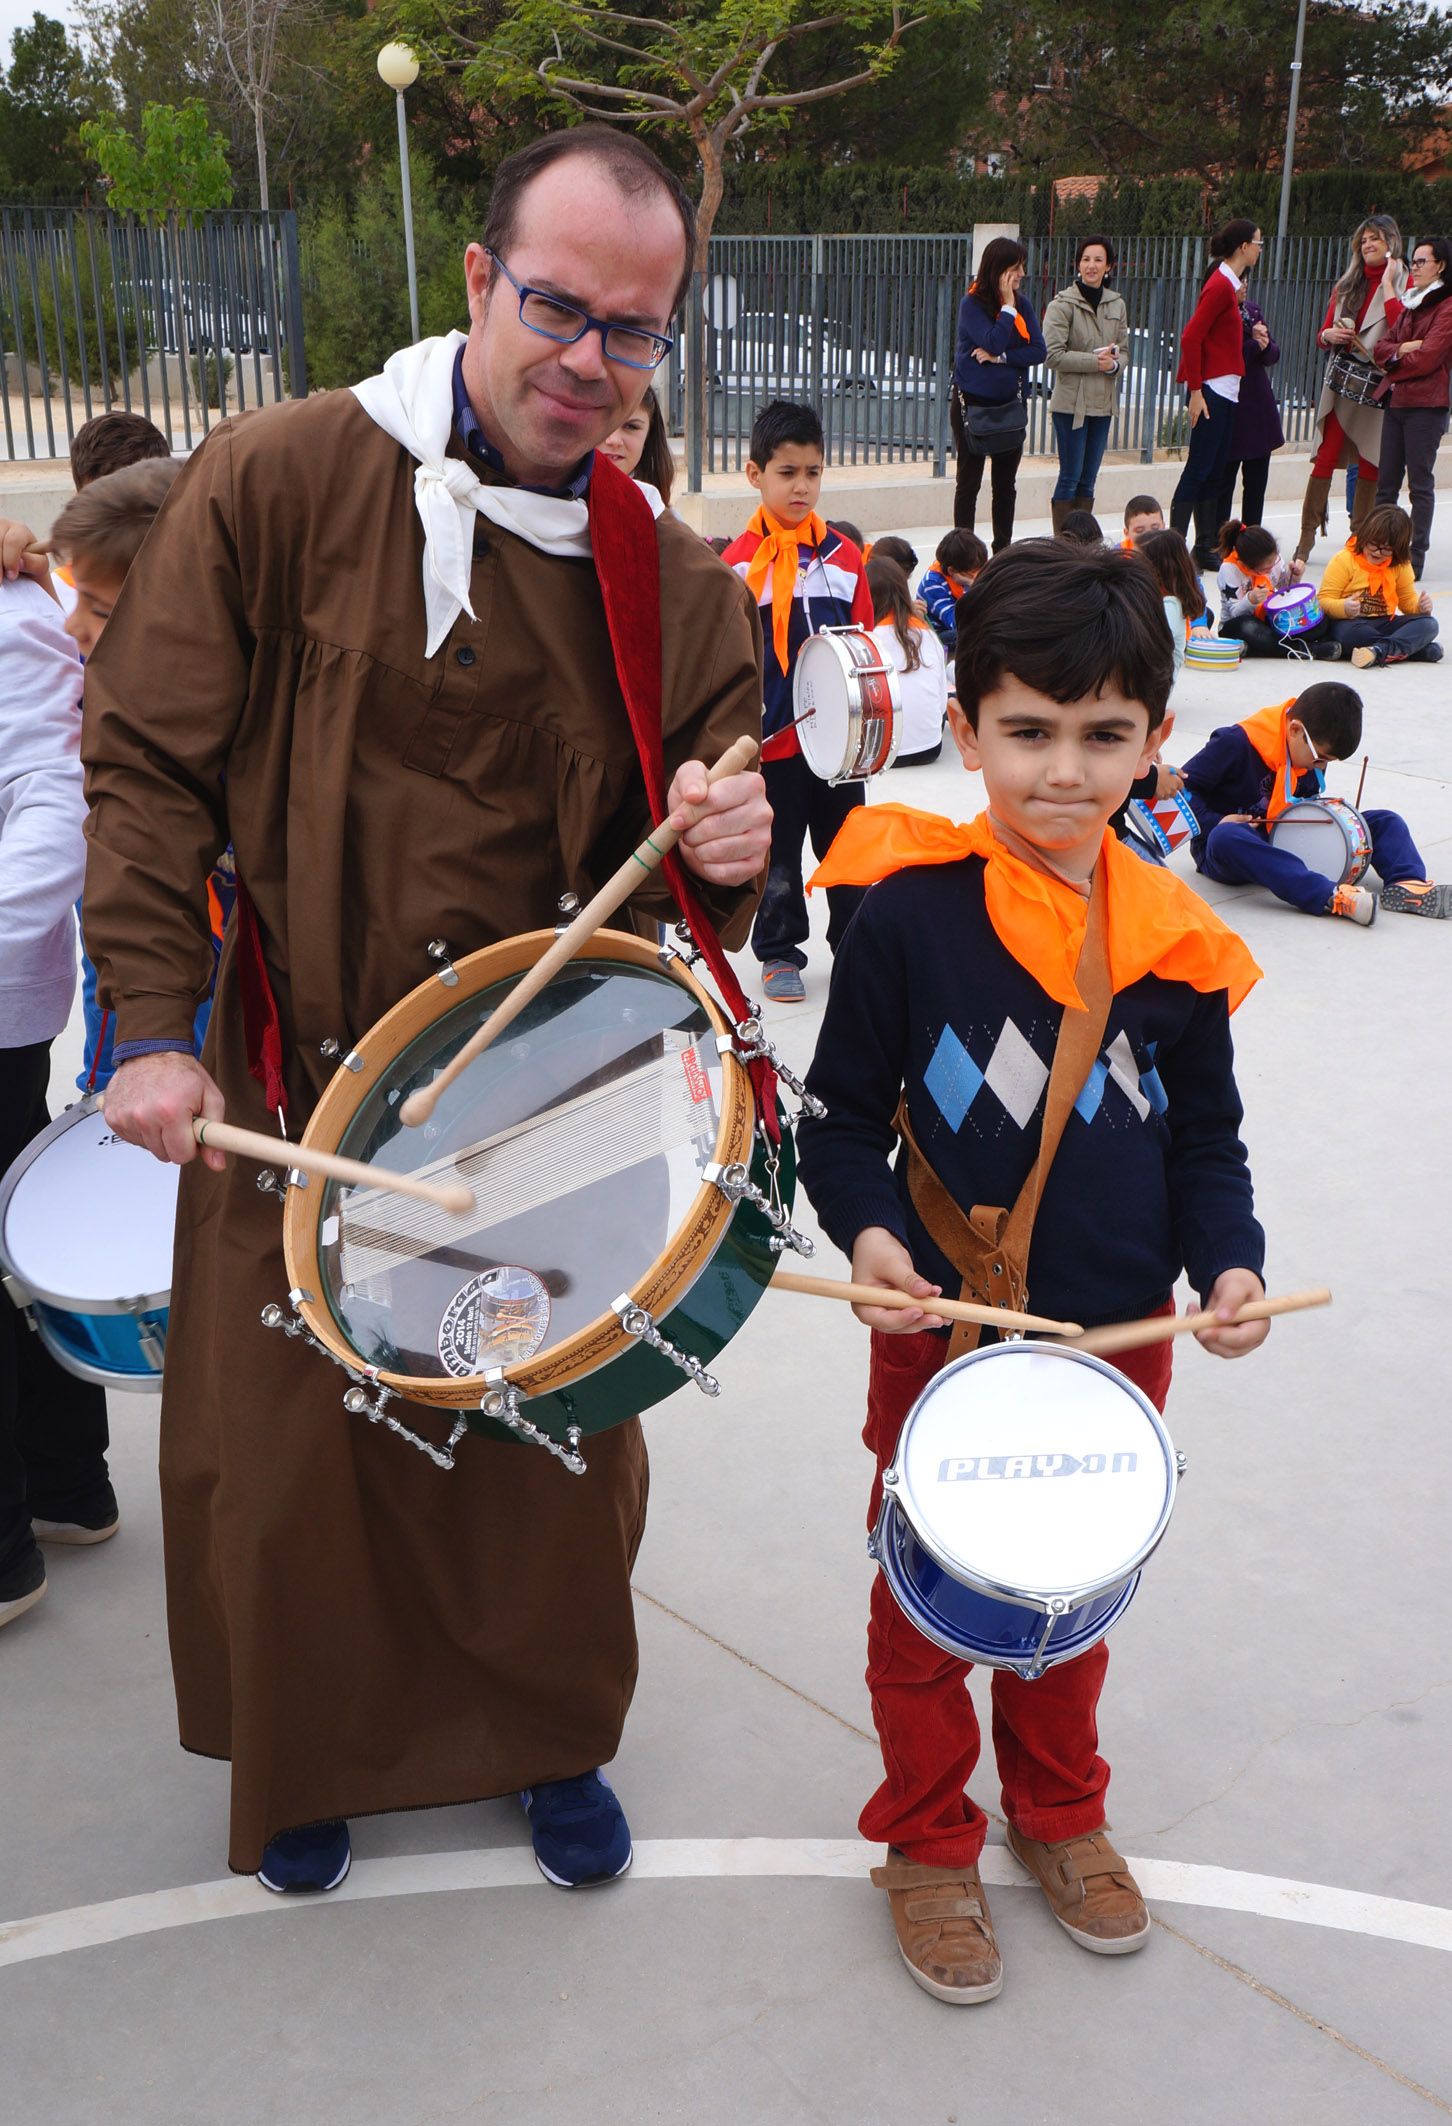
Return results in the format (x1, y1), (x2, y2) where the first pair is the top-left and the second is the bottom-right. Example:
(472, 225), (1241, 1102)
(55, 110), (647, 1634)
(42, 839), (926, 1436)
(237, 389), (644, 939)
(1170, 219), (1265, 568)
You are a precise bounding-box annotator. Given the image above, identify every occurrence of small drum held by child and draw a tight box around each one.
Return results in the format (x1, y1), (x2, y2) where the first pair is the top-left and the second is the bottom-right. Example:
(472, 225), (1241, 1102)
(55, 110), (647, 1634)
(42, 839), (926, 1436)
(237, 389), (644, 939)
(1264, 583), (1324, 645)
(793, 626), (901, 784)
(1268, 796), (1373, 885)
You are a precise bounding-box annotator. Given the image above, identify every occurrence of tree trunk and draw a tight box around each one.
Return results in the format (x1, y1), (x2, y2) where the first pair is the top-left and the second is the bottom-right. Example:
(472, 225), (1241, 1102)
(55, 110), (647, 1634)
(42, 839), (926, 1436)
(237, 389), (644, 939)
(254, 101), (270, 212)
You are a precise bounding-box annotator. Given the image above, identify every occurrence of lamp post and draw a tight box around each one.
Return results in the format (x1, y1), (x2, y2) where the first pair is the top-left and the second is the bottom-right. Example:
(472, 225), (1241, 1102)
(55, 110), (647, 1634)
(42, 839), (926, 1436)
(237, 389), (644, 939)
(1274, 0), (1309, 280)
(377, 41), (421, 342)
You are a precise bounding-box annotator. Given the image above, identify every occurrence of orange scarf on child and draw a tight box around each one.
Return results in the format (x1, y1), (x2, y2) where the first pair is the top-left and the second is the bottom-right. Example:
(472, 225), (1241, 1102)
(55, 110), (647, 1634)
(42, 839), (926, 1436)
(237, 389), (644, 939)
(1346, 538), (1398, 615)
(1230, 554), (1276, 596)
(1238, 699), (1306, 823)
(743, 505), (829, 675)
(809, 805), (1261, 1012)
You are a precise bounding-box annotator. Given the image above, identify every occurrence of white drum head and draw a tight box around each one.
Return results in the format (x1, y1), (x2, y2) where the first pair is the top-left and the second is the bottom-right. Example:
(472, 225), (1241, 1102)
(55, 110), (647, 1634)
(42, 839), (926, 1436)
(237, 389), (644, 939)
(793, 635), (854, 779)
(0, 1104), (178, 1307)
(893, 1344), (1175, 1600)
(1270, 802), (1351, 882)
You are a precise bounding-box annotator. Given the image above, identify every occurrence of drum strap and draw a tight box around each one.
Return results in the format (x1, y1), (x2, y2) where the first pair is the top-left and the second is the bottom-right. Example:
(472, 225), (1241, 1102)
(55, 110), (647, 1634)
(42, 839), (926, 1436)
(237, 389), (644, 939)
(233, 874), (289, 1122)
(587, 453), (781, 1144)
(893, 867), (1113, 1361)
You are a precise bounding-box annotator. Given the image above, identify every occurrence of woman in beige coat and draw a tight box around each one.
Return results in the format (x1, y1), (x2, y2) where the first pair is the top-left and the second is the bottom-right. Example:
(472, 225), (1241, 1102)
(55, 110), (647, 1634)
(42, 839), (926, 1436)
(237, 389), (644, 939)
(1043, 235), (1132, 532)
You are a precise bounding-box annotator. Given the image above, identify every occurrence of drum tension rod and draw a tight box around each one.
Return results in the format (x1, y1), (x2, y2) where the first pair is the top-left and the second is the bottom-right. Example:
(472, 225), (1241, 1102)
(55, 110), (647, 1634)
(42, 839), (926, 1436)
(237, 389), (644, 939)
(612, 1297), (721, 1397)
(704, 1158), (815, 1259)
(260, 1301), (468, 1473)
(722, 1015), (827, 1122)
(480, 1371), (587, 1474)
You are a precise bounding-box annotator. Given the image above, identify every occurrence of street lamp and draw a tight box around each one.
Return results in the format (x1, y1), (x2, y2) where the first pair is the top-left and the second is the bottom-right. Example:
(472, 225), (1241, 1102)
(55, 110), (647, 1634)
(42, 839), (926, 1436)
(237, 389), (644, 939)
(378, 41), (421, 342)
(1274, 0), (1309, 279)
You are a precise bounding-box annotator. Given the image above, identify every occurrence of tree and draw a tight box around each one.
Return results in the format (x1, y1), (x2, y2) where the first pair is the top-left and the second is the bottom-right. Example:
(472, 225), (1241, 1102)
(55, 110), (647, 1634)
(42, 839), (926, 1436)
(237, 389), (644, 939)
(390, 0), (960, 261)
(0, 13), (107, 197)
(204, 0), (319, 210)
(80, 97), (235, 215)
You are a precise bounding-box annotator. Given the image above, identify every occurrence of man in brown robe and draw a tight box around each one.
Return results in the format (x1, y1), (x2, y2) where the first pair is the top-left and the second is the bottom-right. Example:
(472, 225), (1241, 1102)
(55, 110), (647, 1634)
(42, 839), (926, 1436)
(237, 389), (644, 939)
(82, 128), (770, 1881)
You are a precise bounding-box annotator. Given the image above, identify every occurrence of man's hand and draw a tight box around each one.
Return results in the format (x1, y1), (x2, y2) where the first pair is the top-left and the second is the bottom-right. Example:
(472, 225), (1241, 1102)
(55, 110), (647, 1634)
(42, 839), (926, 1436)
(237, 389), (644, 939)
(666, 757), (772, 888)
(850, 1226), (942, 1333)
(1288, 558), (1306, 582)
(103, 1052), (227, 1171)
(1195, 1268), (1269, 1359)
(1187, 389), (1208, 426)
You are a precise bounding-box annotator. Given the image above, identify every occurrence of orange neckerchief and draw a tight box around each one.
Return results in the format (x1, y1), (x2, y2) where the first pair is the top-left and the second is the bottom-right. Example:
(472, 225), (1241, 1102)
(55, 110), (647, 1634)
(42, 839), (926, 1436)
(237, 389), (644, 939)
(1120, 535), (1136, 553)
(1229, 554), (1276, 596)
(970, 286), (1031, 339)
(743, 505), (829, 675)
(929, 563), (967, 597)
(1345, 538), (1398, 613)
(1238, 699), (1306, 823)
(809, 804), (1261, 1012)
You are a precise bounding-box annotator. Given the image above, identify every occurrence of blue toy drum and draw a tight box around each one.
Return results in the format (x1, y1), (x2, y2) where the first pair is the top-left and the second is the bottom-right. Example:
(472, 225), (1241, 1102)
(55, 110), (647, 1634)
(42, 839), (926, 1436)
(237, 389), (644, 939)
(1264, 583), (1323, 640)
(0, 1097), (177, 1391)
(871, 1342), (1183, 1680)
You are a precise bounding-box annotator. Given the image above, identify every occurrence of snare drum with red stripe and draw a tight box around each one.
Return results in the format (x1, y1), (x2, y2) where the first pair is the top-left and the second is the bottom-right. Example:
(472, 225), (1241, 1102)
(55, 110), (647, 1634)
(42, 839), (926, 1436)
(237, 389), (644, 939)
(793, 626), (901, 784)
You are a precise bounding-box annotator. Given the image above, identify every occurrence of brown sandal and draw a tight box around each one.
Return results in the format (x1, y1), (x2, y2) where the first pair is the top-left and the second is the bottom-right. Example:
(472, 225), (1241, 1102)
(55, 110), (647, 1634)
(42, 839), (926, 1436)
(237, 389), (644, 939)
(869, 1851), (1004, 2003)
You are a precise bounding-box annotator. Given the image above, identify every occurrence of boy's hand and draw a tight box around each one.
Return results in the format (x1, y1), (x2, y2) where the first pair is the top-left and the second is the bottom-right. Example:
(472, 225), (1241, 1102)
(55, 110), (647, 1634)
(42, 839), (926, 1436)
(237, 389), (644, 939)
(1, 516), (50, 586)
(1196, 1268), (1269, 1359)
(666, 758), (772, 888)
(103, 1052), (228, 1172)
(850, 1226), (942, 1333)
(1155, 763), (1185, 797)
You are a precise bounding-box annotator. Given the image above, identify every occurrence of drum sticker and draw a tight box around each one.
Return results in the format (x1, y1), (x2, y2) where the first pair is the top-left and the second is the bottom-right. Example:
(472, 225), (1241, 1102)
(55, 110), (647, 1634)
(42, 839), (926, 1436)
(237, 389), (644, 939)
(438, 1266), (551, 1376)
(937, 1452), (1139, 1481)
(681, 1048), (712, 1107)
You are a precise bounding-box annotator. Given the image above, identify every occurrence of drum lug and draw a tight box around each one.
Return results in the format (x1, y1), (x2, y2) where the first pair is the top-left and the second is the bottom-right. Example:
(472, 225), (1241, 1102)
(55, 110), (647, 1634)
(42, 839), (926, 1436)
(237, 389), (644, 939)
(135, 1314), (167, 1369)
(1023, 1598), (1070, 1682)
(1, 1270), (34, 1311)
(722, 1017), (826, 1123)
(554, 893), (581, 935)
(612, 1295), (721, 1397)
(1176, 1451), (1188, 1479)
(671, 919), (705, 972)
(427, 939), (460, 988)
(704, 1158), (816, 1259)
(320, 1038), (365, 1074)
(342, 1380), (467, 1472)
(480, 1369), (588, 1473)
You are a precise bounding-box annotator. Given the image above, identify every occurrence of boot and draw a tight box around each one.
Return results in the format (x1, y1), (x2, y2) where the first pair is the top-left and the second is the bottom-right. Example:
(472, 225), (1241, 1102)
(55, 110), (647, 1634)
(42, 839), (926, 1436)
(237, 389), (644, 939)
(1295, 474), (1333, 566)
(1349, 467), (1378, 541)
(1051, 497), (1074, 535)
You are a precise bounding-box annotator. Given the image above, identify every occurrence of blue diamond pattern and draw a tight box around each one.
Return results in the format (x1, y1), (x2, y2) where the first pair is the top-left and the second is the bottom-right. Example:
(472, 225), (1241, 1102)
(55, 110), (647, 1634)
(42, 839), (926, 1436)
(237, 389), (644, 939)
(1074, 1057), (1109, 1123)
(924, 1024), (984, 1132)
(1140, 1041), (1169, 1115)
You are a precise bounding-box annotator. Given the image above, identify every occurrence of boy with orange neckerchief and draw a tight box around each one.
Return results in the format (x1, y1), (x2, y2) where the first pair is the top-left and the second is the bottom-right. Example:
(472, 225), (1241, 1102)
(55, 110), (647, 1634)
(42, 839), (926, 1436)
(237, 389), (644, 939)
(797, 540), (1268, 2004)
(721, 399), (874, 1003)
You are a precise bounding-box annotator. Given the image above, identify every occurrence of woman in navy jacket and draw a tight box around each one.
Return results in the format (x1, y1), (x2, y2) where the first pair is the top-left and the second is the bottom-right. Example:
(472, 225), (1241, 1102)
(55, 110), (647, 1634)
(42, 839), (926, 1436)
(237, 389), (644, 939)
(951, 236), (1047, 551)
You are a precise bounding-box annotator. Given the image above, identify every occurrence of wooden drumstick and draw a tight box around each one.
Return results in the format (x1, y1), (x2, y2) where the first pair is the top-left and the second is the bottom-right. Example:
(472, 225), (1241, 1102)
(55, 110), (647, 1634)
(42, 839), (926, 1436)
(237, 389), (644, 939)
(191, 1117), (475, 1214)
(399, 734), (761, 1128)
(771, 1269), (1083, 1338)
(1355, 754), (1369, 808)
(1068, 1287), (1331, 1358)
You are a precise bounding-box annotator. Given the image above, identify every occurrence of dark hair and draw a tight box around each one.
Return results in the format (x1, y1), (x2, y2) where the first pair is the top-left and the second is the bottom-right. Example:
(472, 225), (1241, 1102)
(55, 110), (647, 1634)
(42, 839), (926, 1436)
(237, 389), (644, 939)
(937, 528), (987, 576)
(866, 555), (923, 673)
(45, 458), (181, 576)
(829, 519), (864, 549)
(1217, 518), (1278, 568)
(1294, 681), (1363, 759)
(748, 398), (823, 466)
(70, 411), (171, 491)
(632, 385), (674, 503)
(872, 534), (919, 573)
(1353, 503), (1414, 567)
(953, 541), (1173, 734)
(1075, 234), (1118, 273)
(1123, 493), (1163, 529)
(1136, 528), (1204, 616)
(970, 235), (1028, 315)
(1410, 235), (1452, 311)
(482, 125), (697, 316)
(1209, 218), (1260, 264)
(1058, 509), (1104, 546)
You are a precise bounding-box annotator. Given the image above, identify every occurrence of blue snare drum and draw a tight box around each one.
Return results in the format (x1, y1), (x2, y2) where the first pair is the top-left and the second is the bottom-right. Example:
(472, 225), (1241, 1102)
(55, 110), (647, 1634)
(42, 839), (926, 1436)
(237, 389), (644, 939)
(0, 1097), (177, 1391)
(871, 1342), (1183, 1680)
(1264, 583), (1323, 640)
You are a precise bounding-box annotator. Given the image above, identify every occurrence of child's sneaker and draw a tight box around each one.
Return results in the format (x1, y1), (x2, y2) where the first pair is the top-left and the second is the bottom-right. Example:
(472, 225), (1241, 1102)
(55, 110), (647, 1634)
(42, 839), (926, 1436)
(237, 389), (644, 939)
(1381, 880), (1452, 918)
(869, 1851), (1004, 2003)
(1308, 639), (1343, 661)
(1327, 884), (1377, 925)
(762, 961), (807, 1003)
(1006, 1825), (1151, 1955)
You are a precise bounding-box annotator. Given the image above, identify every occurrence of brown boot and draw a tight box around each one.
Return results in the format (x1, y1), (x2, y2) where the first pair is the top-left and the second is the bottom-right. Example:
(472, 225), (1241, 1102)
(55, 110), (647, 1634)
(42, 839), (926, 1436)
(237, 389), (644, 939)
(1006, 1824), (1151, 1955)
(1294, 473), (1333, 565)
(1050, 496), (1073, 535)
(869, 1851), (1004, 2003)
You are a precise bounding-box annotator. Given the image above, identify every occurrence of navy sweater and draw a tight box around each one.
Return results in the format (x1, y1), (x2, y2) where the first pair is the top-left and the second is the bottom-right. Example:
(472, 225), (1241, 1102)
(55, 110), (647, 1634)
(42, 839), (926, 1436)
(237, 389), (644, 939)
(797, 858), (1264, 1329)
(1181, 725), (1320, 850)
(953, 294), (1047, 404)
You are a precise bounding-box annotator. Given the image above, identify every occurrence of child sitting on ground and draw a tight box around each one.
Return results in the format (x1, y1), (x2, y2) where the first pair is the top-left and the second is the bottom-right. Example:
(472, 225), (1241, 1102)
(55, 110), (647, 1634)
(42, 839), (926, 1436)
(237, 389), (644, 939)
(1181, 683), (1451, 923)
(919, 529), (987, 650)
(797, 539), (1268, 2006)
(1121, 494), (1164, 549)
(722, 398), (875, 1004)
(1136, 527), (1210, 680)
(866, 554), (950, 768)
(1317, 504), (1440, 667)
(1058, 509), (1105, 546)
(1216, 519), (1341, 661)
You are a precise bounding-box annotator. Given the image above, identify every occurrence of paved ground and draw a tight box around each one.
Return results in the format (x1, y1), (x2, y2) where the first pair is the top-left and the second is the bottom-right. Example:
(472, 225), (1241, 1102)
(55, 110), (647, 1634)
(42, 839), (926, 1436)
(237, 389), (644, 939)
(3, 495), (1451, 2123)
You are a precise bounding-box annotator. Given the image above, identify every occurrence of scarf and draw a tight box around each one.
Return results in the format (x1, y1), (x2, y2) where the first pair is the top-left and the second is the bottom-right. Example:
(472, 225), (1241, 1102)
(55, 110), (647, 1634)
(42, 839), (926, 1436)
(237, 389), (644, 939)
(1229, 554), (1276, 596)
(352, 330), (664, 658)
(970, 285), (1031, 339)
(1401, 277), (1446, 313)
(809, 804), (1260, 1013)
(1345, 537), (1399, 614)
(742, 503), (829, 675)
(1076, 277), (1104, 313)
(1239, 699), (1321, 823)
(928, 562), (967, 598)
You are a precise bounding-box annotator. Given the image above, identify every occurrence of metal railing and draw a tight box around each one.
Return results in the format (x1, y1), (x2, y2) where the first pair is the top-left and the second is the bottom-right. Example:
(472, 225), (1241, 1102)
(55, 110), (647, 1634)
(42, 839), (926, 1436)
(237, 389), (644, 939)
(679, 231), (1352, 479)
(0, 207), (308, 461)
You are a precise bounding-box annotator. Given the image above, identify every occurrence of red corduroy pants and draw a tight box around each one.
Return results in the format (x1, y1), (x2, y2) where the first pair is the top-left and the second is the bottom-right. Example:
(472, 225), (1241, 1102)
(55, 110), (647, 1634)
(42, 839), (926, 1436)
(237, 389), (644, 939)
(861, 1318), (1173, 1866)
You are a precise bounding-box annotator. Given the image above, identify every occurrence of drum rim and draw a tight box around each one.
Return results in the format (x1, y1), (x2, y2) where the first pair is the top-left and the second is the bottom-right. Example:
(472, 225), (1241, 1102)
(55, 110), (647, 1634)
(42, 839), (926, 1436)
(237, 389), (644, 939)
(879, 1340), (1180, 1607)
(284, 926), (755, 1408)
(30, 1311), (166, 1392)
(0, 1094), (175, 1315)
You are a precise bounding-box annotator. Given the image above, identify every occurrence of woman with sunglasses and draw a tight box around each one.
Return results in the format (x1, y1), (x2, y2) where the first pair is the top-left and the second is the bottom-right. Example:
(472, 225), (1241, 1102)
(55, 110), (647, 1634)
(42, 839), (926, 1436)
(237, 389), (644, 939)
(1372, 236), (1452, 578)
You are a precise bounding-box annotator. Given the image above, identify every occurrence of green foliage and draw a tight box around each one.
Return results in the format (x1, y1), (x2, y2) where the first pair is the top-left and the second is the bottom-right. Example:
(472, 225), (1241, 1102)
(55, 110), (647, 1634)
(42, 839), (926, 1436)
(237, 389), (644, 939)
(80, 99), (234, 217)
(299, 152), (474, 388)
(189, 344), (234, 404)
(0, 13), (108, 198)
(3, 217), (130, 392)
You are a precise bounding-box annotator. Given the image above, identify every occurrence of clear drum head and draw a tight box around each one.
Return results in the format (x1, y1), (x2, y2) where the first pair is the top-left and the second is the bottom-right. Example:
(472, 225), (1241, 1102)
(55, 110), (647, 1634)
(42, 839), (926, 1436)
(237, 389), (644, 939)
(317, 958), (724, 1382)
(895, 1345), (1175, 1601)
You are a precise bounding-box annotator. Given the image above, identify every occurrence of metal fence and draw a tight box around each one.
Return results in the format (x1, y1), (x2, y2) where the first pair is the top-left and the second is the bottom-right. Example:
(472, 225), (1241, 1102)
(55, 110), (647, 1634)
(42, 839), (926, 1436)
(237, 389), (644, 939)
(678, 231), (1352, 479)
(0, 207), (308, 461)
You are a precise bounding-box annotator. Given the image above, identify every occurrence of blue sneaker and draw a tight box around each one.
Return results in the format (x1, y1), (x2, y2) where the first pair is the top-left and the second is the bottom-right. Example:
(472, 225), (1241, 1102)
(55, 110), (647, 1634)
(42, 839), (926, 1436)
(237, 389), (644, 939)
(762, 961), (807, 1003)
(257, 1819), (352, 1894)
(519, 1771), (633, 1888)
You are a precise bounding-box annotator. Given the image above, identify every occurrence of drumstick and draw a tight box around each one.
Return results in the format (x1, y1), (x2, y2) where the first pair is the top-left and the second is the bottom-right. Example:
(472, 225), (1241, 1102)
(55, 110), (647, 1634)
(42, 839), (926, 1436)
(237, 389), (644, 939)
(399, 734), (760, 1128)
(1355, 754), (1369, 808)
(771, 1269), (1083, 1338)
(191, 1117), (475, 1214)
(1068, 1287), (1331, 1358)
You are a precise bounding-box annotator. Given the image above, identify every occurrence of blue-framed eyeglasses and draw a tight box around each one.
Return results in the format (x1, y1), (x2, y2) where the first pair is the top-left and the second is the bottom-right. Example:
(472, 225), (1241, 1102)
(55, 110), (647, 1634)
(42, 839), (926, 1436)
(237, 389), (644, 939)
(486, 250), (674, 371)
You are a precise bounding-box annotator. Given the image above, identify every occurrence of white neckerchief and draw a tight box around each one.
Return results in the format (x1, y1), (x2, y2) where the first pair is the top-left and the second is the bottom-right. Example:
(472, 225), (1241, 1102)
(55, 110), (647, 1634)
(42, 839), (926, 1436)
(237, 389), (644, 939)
(352, 330), (663, 658)
(1402, 278), (1444, 313)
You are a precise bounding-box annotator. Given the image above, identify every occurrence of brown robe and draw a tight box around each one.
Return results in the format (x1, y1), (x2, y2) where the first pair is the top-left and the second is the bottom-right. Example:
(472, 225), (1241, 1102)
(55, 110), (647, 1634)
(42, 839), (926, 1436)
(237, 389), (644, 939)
(80, 389), (764, 1872)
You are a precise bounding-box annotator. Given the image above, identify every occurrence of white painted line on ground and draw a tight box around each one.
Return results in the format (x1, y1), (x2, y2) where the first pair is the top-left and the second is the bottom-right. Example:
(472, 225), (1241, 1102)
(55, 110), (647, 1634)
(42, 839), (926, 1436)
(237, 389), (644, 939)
(2, 1837), (1450, 1972)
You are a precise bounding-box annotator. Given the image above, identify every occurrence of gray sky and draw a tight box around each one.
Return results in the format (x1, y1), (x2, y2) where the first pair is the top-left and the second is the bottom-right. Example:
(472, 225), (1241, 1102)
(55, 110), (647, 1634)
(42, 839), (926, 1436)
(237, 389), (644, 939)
(2, 0), (82, 71)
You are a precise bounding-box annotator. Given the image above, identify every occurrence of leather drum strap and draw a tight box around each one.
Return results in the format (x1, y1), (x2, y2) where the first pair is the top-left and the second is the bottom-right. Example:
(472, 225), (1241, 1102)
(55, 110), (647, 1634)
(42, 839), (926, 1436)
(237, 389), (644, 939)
(896, 864), (1114, 1360)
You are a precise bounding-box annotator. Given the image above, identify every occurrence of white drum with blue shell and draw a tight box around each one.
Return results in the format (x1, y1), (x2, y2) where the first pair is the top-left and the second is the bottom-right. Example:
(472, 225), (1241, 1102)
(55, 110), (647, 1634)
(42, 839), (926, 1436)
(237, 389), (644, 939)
(0, 1096), (178, 1391)
(872, 1341), (1183, 1680)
